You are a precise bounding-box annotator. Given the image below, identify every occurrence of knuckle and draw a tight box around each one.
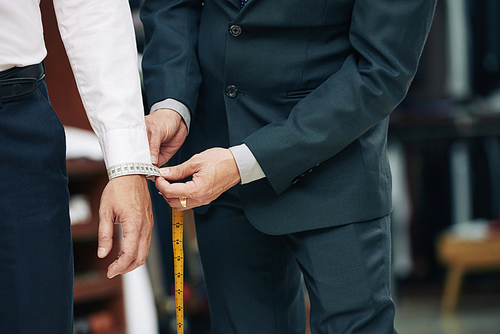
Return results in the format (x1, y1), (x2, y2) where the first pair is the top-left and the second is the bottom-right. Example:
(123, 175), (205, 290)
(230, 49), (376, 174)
(128, 219), (142, 234)
(98, 231), (112, 241)
(136, 256), (147, 267)
(119, 252), (135, 265)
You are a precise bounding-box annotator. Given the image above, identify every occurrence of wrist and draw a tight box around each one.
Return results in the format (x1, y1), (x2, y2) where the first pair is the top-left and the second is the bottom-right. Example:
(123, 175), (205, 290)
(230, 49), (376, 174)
(155, 108), (186, 131)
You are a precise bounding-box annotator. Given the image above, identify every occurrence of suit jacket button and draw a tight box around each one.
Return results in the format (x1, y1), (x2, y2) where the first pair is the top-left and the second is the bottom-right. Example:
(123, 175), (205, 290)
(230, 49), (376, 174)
(225, 85), (238, 98)
(229, 25), (242, 37)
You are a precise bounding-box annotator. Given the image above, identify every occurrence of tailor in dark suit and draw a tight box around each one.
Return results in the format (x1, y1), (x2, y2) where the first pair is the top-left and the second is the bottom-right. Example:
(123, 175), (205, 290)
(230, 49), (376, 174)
(141, 0), (436, 332)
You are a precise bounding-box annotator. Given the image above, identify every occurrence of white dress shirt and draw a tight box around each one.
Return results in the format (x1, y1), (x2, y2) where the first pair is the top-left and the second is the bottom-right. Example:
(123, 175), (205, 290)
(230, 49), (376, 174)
(0, 0), (152, 175)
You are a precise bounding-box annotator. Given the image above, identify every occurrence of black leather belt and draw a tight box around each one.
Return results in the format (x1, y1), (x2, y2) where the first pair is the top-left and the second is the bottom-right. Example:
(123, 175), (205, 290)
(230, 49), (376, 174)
(0, 62), (45, 104)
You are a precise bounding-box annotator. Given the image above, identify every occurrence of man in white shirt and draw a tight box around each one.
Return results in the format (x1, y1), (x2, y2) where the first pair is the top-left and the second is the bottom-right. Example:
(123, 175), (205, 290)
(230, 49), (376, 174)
(0, 0), (156, 332)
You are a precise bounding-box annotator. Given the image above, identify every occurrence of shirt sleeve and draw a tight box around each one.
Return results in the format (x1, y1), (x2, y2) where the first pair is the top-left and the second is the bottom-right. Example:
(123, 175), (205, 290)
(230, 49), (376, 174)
(151, 98), (192, 131)
(52, 0), (152, 171)
(230, 144), (266, 184)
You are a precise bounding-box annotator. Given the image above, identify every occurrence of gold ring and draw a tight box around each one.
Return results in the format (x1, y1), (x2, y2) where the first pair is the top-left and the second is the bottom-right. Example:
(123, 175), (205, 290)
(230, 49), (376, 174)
(179, 197), (187, 208)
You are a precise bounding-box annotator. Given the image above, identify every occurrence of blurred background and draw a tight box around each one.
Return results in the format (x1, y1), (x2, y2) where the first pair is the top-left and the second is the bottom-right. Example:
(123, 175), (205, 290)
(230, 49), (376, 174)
(41, 0), (500, 333)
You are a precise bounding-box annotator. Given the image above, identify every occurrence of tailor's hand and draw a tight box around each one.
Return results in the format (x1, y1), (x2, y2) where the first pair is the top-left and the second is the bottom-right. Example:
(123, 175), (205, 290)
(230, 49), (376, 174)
(98, 174), (154, 278)
(156, 148), (241, 210)
(145, 108), (188, 167)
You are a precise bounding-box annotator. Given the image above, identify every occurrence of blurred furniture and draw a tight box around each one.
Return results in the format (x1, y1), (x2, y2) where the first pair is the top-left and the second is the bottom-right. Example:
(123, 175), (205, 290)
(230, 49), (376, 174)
(437, 232), (500, 313)
(40, 1), (127, 333)
(389, 103), (500, 285)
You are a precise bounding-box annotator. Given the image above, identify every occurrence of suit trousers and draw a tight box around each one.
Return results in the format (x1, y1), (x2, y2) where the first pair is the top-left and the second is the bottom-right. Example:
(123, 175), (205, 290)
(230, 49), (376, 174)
(194, 188), (397, 334)
(0, 80), (73, 333)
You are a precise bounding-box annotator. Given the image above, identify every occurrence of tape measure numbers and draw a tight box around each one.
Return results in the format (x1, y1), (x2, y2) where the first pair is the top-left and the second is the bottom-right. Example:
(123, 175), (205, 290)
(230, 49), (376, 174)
(172, 208), (184, 334)
(107, 162), (161, 180)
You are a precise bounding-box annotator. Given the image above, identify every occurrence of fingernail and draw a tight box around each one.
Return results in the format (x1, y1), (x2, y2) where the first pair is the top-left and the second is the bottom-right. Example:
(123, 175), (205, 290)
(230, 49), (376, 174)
(107, 261), (119, 279)
(151, 156), (158, 166)
(160, 168), (169, 177)
(98, 247), (106, 258)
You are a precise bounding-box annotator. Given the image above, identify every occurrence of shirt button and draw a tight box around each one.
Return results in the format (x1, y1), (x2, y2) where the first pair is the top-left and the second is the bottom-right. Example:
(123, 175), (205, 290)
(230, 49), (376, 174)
(225, 85), (238, 98)
(229, 25), (242, 37)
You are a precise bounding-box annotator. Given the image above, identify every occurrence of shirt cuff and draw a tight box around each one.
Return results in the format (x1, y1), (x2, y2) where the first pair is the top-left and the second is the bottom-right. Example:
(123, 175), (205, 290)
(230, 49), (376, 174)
(98, 127), (151, 167)
(229, 144), (266, 184)
(151, 98), (191, 131)
(99, 128), (159, 180)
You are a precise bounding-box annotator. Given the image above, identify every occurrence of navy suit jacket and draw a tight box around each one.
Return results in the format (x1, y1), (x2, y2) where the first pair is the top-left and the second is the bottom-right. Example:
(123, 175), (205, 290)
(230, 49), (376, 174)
(141, 0), (436, 235)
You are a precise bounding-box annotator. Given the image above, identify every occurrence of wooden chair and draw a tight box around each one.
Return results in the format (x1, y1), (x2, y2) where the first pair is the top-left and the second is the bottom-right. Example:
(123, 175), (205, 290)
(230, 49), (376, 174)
(437, 232), (500, 313)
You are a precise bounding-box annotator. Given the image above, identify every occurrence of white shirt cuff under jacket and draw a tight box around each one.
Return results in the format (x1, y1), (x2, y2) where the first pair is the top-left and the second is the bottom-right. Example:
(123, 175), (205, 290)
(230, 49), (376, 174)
(230, 144), (266, 184)
(151, 98), (192, 131)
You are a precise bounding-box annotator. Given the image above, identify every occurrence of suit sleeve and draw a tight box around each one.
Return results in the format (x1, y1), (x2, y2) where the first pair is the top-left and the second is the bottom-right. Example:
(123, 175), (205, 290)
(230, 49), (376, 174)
(243, 0), (437, 195)
(140, 0), (204, 115)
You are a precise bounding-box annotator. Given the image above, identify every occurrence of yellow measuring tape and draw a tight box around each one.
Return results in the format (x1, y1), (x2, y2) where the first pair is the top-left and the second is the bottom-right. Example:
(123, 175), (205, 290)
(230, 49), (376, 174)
(172, 208), (184, 334)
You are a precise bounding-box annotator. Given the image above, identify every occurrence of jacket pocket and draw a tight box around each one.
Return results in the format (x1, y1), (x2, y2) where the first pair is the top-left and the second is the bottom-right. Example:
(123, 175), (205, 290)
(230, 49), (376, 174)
(286, 89), (314, 99)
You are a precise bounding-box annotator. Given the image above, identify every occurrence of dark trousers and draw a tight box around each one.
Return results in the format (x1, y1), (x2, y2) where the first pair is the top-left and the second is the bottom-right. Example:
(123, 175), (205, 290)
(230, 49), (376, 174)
(195, 189), (397, 334)
(0, 80), (73, 333)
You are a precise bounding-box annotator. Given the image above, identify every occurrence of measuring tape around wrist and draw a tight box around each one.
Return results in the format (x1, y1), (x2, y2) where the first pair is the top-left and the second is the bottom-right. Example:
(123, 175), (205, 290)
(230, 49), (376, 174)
(107, 162), (161, 180)
(172, 208), (184, 334)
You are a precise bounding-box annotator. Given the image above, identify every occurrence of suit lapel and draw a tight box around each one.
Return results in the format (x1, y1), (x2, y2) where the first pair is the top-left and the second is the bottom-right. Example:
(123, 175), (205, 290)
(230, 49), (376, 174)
(227, 0), (240, 9)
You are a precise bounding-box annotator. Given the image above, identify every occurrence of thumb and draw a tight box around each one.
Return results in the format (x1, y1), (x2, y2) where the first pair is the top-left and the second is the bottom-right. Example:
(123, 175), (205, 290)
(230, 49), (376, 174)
(159, 162), (196, 182)
(97, 204), (114, 259)
(149, 138), (160, 166)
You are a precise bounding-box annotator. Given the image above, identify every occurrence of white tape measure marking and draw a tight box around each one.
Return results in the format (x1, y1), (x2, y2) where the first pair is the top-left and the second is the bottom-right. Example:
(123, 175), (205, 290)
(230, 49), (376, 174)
(107, 162), (160, 180)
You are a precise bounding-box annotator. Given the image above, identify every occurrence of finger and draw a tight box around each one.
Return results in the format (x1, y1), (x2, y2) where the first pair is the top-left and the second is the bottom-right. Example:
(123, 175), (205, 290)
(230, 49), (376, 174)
(157, 153), (169, 168)
(155, 176), (172, 195)
(165, 196), (205, 212)
(121, 207), (153, 275)
(106, 226), (140, 279)
(98, 206), (115, 259)
(156, 176), (197, 199)
(158, 181), (197, 201)
(157, 186), (190, 210)
(145, 117), (160, 166)
(149, 137), (160, 167)
(166, 196), (189, 211)
(122, 230), (151, 275)
(159, 163), (195, 181)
